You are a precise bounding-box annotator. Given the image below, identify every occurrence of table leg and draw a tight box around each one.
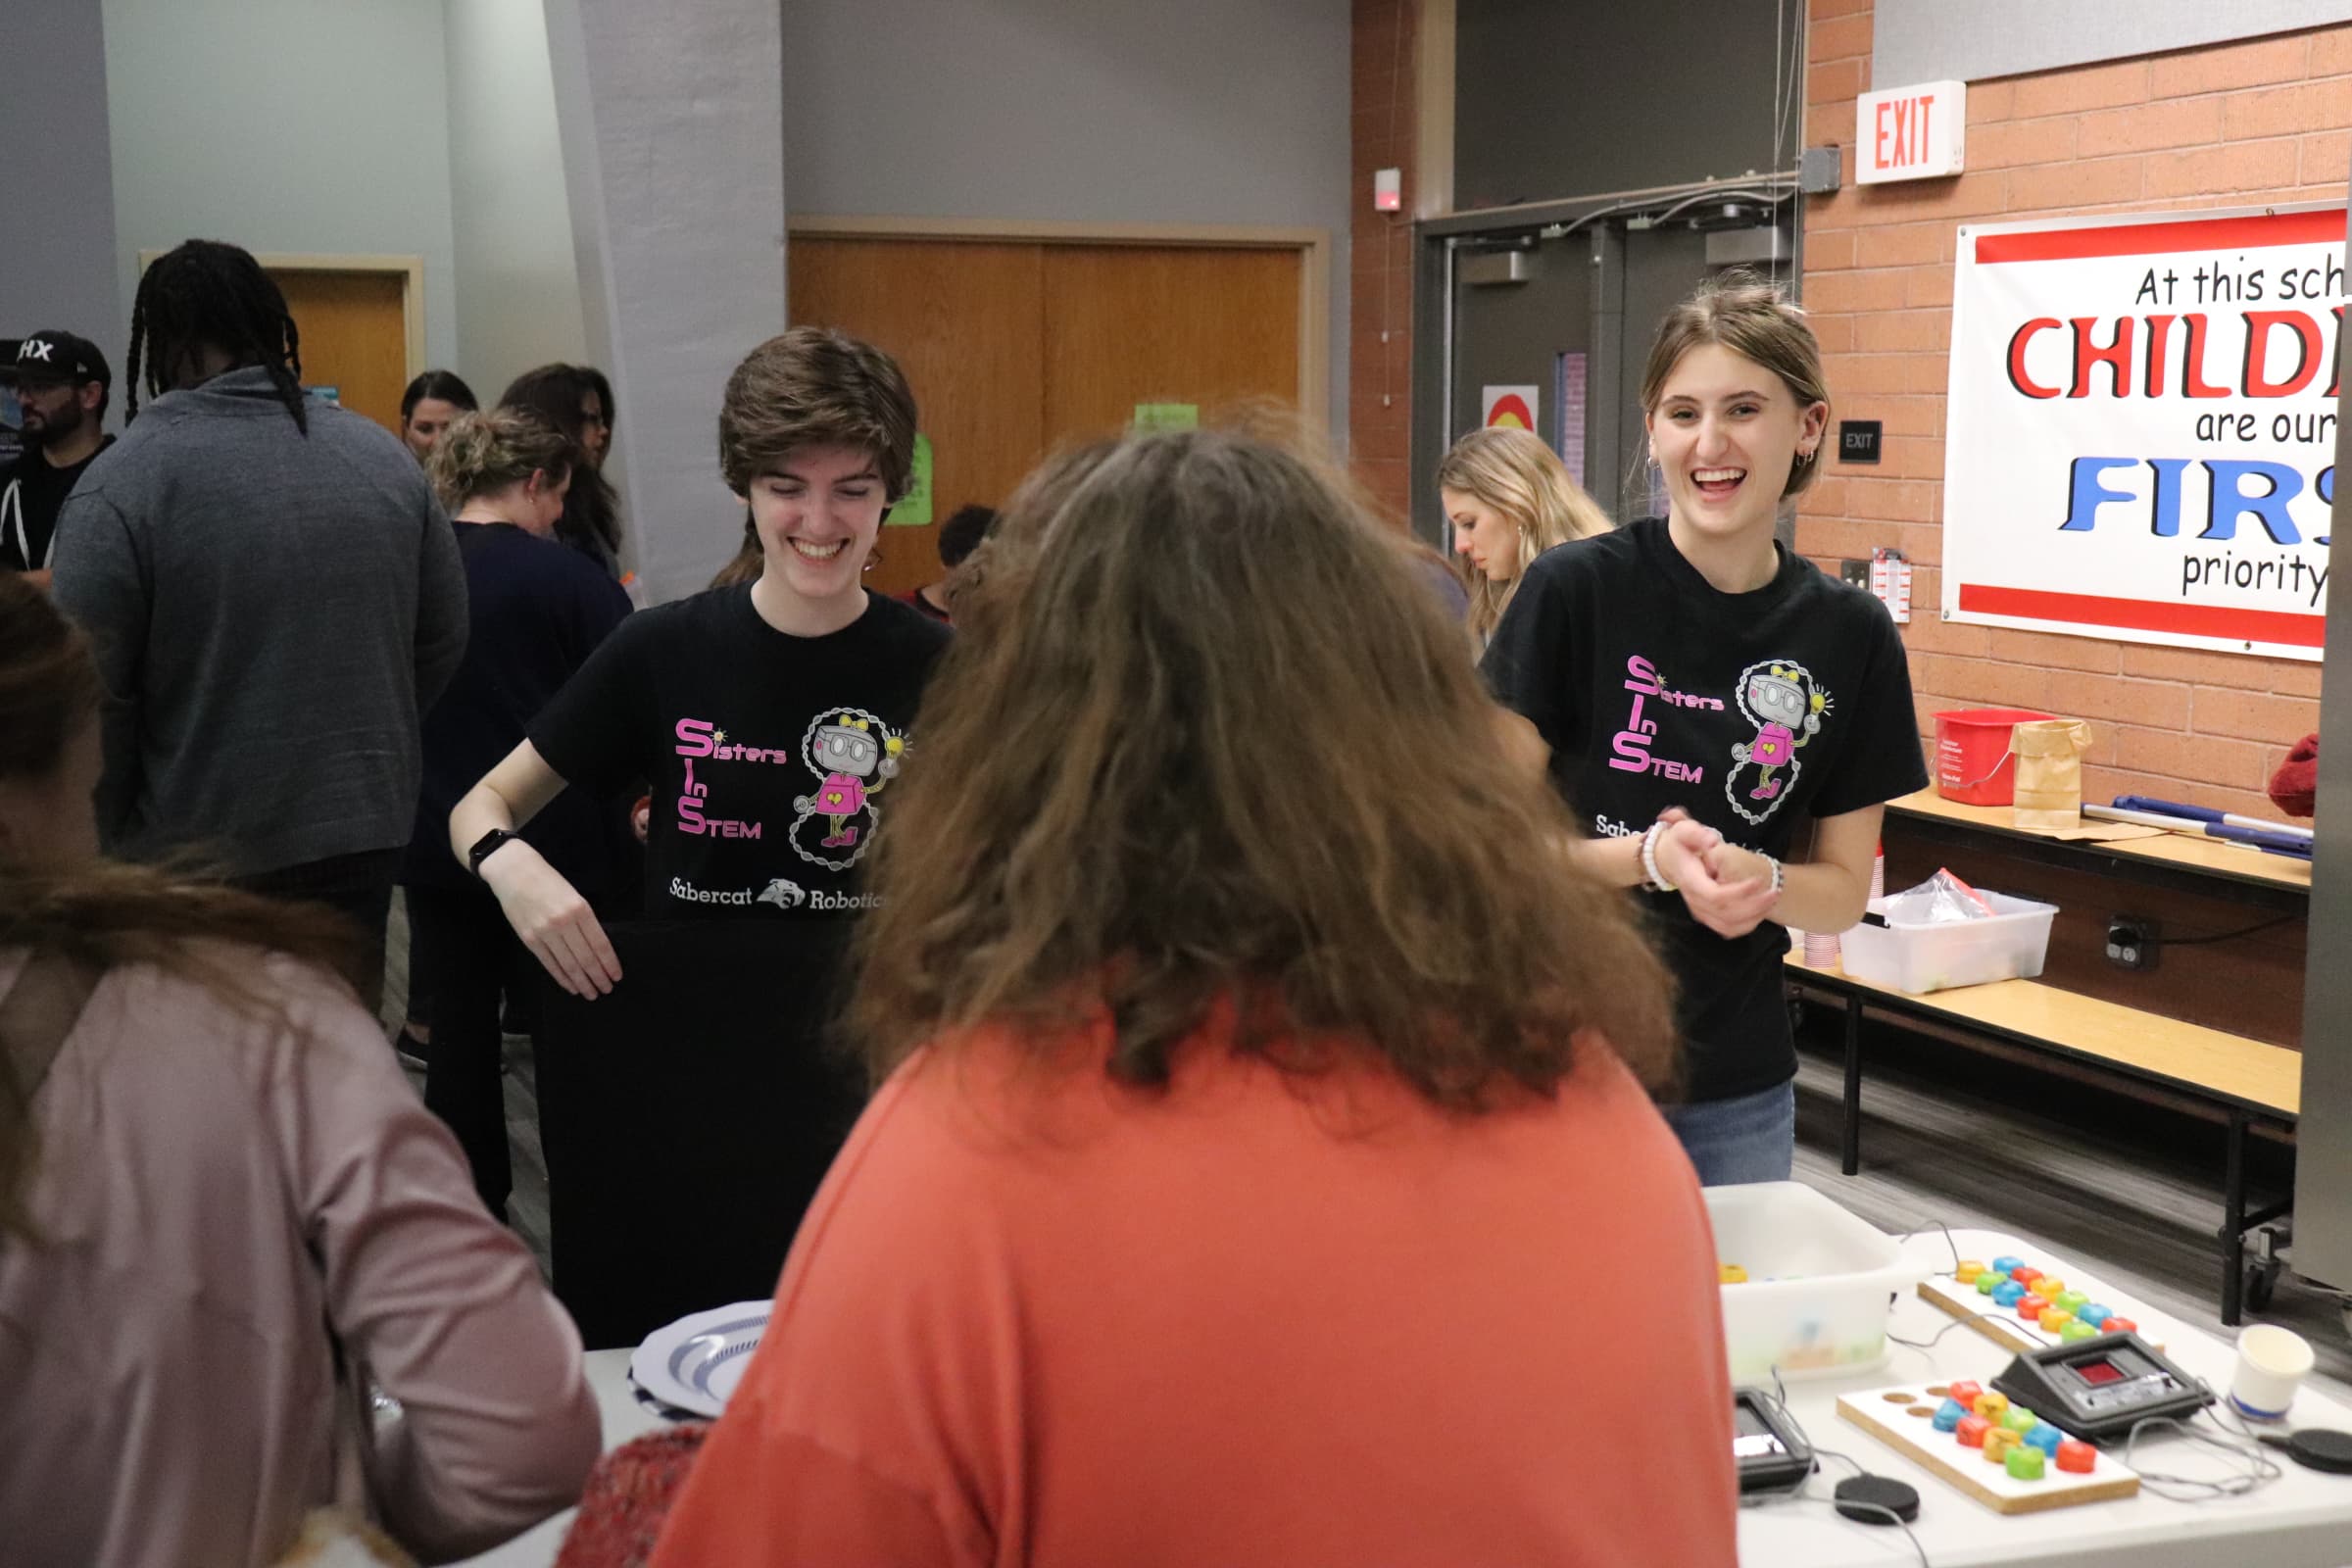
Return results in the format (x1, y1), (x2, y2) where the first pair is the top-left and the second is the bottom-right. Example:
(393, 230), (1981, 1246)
(1841, 993), (1863, 1177)
(2222, 1107), (2248, 1327)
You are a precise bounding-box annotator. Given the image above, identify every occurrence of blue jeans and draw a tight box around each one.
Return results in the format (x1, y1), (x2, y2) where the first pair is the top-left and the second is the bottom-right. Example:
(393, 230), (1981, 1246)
(1662, 1080), (1796, 1187)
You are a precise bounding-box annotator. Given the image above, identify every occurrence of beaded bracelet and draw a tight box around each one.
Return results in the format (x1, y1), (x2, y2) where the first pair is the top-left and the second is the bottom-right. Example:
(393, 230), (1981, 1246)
(1640, 821), (1676, 893)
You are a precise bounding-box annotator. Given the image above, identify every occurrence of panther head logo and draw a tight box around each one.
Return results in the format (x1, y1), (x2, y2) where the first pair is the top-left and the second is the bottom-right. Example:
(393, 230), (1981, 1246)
(757, 877), (807, 909)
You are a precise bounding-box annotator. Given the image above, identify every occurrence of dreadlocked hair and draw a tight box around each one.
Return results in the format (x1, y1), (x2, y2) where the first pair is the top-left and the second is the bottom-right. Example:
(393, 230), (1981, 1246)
(125, 239), (308, 432)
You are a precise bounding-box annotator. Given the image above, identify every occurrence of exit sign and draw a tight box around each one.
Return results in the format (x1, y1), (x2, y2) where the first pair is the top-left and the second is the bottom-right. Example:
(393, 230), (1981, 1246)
(1856, 79), (1965, 184)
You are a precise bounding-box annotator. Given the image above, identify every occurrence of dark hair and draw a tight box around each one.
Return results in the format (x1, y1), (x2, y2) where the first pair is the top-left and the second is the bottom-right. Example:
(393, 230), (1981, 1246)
(501, 364), (620, 564)
(851, 427), (1679, 1109)
(0, 574), (358, 1240)
(426, 410), (577, 513)
(718, 328), (917, 500)
(936, 504), (996, 568)
(402, 369), (478, 424)
(710, 514), (762, 590)
(125, 239), (307, 432)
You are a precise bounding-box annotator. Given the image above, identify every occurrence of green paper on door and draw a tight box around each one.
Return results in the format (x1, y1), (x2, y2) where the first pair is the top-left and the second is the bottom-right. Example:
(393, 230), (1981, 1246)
(887, 433), (933, 526)
(1133, 403), (1200, 431)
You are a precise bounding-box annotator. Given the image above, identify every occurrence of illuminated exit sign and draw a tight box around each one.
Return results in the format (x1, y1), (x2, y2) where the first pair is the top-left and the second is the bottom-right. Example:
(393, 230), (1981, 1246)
(1857, 79), (1966, 184)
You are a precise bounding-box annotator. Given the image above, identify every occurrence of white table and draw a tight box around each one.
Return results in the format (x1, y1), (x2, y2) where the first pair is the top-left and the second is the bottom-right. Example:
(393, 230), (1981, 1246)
(462, 1228), (2352, 1567)
(1738, 1228), (2352, 1567)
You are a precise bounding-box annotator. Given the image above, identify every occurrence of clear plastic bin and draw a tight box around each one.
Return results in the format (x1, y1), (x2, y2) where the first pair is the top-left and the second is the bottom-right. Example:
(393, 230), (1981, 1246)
(1706, 1182), (1925, 1383)
(1838, 890), (2057, 996)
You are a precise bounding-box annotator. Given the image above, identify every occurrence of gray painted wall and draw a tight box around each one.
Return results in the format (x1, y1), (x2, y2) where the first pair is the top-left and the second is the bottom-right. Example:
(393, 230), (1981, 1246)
(1875, 0), (2352, 88)
(778, 0), (1352, 436)
(443, 0), (589, 402)
(547, 0), (787, 603)
(1453, 0), (1802, 207)
(100, 0), (461, 372)
(0, 2), (123, 388)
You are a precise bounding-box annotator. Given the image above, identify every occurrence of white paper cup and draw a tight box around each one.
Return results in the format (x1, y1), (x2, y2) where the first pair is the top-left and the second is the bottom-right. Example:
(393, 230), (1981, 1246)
(2230, 1323), (2315, 1421)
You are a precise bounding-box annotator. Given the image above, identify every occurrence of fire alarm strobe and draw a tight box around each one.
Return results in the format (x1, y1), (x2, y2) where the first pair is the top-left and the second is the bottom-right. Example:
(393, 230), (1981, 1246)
(1990, 1332), (2212, 1444)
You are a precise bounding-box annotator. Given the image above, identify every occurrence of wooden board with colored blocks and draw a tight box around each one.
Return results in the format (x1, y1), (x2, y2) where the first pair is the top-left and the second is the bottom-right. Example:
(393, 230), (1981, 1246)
(1917, 1254), (2160, 1356)
(1836, 1381), (2141, 1514)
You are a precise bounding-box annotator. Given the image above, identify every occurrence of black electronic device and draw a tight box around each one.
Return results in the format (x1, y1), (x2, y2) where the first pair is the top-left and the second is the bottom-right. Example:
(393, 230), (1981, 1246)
(2267, 1428), (2352, 1475)
(1733, 1386), (1814, 1493)
(1989, 1331), (2212, 1443)
(1833, 1474), (1920, 1525)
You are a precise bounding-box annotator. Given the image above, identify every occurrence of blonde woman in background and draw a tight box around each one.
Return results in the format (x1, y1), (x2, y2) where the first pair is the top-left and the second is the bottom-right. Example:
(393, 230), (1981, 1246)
(1438, 425), (1613, 644)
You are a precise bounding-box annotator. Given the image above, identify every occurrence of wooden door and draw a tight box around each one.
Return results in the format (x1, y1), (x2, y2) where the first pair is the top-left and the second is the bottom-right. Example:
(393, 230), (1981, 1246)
(1041, 245), (1299, 440)
(787, 235), (1304, 597)
(268, 268), (409, 434)
(789, 239), (1045, 596)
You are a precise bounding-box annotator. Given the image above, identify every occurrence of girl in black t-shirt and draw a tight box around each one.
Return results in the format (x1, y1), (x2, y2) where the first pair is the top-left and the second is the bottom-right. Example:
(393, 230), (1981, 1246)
(1484, 275), (1927, 1186)
(445, 331), (952, 1340)
(450, 329), (951, 996)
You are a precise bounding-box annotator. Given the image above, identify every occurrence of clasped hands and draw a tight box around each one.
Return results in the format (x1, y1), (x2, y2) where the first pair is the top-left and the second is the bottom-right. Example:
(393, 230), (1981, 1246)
(1651, 808), (1781, 939)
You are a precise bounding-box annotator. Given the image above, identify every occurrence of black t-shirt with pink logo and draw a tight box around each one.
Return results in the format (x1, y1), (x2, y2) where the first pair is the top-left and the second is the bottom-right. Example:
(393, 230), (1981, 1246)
(1483, 517), (1926, 1103)
(530, 584), (952, 920)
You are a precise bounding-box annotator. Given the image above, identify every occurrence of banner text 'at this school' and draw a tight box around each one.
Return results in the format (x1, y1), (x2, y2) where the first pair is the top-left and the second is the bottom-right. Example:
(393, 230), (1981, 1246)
(1943, 206), (2351, 662)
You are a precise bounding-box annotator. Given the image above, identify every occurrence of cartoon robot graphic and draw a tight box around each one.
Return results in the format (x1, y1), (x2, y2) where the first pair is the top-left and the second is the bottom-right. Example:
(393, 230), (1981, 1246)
(1725, 660), (1831, 825)
(790, 710), (906, 868)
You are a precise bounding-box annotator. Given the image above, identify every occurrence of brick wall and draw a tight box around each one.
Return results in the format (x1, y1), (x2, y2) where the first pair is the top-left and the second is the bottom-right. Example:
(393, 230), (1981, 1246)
(1349, 0), (1419, 525)
(1800, 0), (2348, 820)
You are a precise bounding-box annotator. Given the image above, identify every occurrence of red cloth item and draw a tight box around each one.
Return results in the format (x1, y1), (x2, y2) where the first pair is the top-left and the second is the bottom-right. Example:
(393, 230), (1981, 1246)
(2270, 731), (2319, 818)
(556, 1425), (712, 1568)
(648, 1008), (1738, 1567)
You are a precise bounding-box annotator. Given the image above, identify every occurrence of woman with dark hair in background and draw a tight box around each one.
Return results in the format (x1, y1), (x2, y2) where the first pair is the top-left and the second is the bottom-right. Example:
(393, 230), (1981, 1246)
(407, 409), (631, 1220)
(650, 428), (1735, 1567)
(902, 502), (995, 623)
(502, 363), (622, 575)
(401, 368), (478, 462)
(0, 573), (598, 1568)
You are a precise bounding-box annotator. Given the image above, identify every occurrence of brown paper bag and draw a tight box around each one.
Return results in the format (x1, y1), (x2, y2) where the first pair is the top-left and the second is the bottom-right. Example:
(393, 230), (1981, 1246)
(2012, 718), (2092, 831)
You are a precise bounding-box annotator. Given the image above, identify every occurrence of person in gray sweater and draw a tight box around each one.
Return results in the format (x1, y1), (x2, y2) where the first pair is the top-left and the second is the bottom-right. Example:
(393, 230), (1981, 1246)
(50, 240), (467, 1006)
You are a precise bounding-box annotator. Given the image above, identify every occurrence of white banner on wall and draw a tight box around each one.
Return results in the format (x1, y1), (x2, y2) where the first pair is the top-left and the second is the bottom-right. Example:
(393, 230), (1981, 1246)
(1943, 204), (2348, 662)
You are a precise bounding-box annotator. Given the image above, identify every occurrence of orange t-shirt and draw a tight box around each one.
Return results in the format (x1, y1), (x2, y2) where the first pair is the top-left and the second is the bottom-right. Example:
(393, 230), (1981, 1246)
(651, 1016), (1736, 1567)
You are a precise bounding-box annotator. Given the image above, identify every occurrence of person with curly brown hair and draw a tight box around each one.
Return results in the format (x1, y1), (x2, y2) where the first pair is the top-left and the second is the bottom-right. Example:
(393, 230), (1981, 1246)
(649, 428), (1736, 1568)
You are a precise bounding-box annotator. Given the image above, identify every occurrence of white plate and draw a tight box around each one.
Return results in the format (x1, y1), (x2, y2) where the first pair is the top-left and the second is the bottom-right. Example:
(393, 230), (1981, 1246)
(628, 1299), (772, 1418)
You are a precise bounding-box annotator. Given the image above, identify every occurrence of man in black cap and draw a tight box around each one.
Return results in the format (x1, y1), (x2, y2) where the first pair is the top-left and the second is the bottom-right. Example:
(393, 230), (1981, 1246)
(0, 330), (114, 588)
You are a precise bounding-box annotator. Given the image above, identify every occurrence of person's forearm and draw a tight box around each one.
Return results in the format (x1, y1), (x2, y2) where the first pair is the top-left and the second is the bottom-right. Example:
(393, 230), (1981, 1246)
(1718, 847), (1868, 932)
(447, 780), (519, 865)
(1568, 828), (1652, 890)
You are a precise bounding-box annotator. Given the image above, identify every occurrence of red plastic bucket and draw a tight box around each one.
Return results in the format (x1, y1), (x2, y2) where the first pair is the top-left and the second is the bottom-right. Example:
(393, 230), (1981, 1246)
(1935, 709), (2055, 806)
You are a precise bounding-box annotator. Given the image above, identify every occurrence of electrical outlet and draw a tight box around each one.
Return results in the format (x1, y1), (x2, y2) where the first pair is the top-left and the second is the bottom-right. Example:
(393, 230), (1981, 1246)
(2106, 915), (2161, 970)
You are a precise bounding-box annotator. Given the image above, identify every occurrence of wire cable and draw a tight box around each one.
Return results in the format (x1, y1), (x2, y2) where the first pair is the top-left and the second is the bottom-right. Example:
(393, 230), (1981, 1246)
(1887, 1306), (2057, 1353)
(2123, 1409), (2284, 1500)
(1741, 1371), (1931, 1567)
(2160, 912), (2299, 947)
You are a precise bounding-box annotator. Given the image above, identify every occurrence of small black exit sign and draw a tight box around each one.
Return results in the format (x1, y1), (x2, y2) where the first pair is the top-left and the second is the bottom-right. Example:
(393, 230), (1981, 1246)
(1838, 419), (1883, 464)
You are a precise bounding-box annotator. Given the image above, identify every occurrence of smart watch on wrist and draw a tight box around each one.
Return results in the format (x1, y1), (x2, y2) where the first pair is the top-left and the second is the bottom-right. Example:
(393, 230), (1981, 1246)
(466, 827), (523, 880)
